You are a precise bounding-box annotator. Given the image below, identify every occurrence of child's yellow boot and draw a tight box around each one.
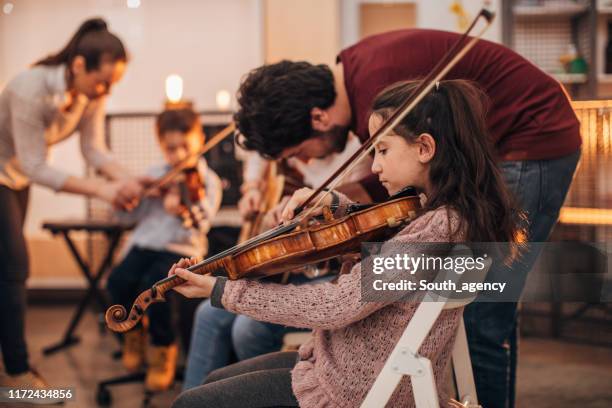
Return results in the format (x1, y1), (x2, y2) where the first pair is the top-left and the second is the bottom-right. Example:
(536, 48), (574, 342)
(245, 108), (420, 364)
(145, 343), (178, 391)
(122, 325), (146, 373)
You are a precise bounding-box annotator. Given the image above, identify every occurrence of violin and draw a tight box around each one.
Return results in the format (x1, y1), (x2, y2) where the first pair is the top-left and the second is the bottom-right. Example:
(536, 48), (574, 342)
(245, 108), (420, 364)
(141, 123), (235, 199)
(176, 166), (207, 230)
(106, 187), (421, 333)
(238, 160), (302, 243)
(105, 8), (495, 333)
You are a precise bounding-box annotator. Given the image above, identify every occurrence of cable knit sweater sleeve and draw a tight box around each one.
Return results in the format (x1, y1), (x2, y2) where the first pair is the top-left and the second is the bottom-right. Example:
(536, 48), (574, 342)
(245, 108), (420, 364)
(218, 206), (461, 330)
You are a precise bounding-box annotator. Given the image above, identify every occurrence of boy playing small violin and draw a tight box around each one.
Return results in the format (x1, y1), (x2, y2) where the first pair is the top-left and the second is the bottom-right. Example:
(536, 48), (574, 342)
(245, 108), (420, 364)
(169, 80), (522, 407)
(106, 108), (222, 391)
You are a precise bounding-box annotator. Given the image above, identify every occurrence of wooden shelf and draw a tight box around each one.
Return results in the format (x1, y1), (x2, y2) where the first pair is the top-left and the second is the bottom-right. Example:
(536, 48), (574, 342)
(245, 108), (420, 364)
(598, 73), (612, 83)
(559, 207), (612, 226)
(514, 3), (589, 18)
(552, 73), (588, 83)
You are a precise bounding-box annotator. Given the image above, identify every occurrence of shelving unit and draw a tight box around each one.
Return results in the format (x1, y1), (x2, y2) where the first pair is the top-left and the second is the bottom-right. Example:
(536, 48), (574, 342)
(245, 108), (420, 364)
(502, 0), (596, 99)
(554, 72), (589, 82)
(596, 3), (612, 95)
(503, 0), (612, 98)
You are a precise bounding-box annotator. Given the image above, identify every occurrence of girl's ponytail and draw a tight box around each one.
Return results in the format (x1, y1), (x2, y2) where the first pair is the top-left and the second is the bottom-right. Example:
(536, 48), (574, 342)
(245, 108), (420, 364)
(35, 17), (126, 69)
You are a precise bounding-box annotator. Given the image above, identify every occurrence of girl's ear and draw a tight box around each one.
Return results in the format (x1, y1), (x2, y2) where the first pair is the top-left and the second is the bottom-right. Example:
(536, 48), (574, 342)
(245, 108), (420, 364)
(70, 55), (86, 75)
(416, 133), (436, 163)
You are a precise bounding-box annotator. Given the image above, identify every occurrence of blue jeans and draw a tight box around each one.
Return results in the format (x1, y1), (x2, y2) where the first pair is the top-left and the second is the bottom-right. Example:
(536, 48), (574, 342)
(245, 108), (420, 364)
(183, 274), (330, 390)
(464, 149), (581, 408)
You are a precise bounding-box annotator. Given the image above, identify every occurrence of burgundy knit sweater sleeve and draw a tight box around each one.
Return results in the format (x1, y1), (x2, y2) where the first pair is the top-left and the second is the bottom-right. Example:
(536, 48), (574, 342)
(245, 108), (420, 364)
(220, 206), (461, 330)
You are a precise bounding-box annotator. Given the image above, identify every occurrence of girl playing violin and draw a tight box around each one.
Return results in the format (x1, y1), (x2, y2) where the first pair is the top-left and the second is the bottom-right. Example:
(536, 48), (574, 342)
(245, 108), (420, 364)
(169, 79), (522, 408)
(106, 108), (222, 392)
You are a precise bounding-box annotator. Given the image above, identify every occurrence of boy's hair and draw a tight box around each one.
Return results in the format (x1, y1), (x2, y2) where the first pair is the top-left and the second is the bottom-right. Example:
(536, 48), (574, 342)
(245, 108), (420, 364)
(234, 60), (336, 159)
(372, 79), (524, 244)
(155, 108), (203, 141)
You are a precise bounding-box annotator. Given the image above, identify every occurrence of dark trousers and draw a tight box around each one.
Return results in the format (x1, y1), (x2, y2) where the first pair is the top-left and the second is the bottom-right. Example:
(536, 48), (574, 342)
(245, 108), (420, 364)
(465, 149), (581, 408)
(106, 247), (182, 346)
(172, 351), (299, 408)
(0, 185), (30, 375)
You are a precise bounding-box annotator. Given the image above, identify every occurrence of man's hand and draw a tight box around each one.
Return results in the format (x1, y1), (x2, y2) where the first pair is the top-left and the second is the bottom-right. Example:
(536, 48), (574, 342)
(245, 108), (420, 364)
(279, 187), (332, 223)
(261, 195), (291, 228)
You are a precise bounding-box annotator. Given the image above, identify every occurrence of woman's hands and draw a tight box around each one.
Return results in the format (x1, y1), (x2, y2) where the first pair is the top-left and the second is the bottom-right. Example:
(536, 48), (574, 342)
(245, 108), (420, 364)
(162, 184), (183, 215)
(95, 176), (154, 210)
(169, 257), (217, 298)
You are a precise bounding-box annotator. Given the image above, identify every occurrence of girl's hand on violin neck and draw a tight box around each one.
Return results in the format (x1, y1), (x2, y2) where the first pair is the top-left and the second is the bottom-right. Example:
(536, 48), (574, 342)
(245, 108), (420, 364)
(279, 187), (332, 223)
(169, 257), (216, 298)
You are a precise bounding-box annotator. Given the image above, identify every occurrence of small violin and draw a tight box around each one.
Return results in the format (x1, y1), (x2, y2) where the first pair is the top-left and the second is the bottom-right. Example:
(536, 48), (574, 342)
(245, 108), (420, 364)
(177, 167), (207, 229)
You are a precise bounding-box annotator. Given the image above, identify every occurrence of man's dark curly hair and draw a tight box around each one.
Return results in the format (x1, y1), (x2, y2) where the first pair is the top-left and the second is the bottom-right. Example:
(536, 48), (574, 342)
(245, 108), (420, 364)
(234, 60), (336, 159)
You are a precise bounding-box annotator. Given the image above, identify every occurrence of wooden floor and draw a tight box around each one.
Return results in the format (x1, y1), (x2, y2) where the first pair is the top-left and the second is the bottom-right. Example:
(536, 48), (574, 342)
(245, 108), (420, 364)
(3, 304), (612, 408)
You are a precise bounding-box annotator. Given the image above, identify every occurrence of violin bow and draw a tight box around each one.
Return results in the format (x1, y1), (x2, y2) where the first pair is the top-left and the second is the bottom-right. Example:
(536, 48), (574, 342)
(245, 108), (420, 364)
(106, 9), (495, 333)
(297, 8), (495, 220)
(140, 122), (236, 197)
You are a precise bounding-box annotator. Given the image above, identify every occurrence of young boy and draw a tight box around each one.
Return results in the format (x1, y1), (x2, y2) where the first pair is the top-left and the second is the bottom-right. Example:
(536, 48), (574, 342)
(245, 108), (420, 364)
(107, 108), (222, 391)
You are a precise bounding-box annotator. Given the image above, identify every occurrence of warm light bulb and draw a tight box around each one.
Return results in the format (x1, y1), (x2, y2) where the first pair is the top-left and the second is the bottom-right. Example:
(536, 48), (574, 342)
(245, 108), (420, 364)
(2, 2), (14, 14)
(165, 74), (183, 103)
(127, 0), (141, 9)
(216, 90), (231, 110)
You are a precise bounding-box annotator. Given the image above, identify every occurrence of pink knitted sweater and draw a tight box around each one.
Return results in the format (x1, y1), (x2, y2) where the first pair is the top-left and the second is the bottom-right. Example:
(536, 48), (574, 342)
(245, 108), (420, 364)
(221, 206), (464, 407)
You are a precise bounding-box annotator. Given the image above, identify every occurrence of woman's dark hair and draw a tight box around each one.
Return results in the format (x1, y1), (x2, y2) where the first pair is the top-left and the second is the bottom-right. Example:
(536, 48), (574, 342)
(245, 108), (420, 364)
(372, 79), (524, 244)
(156, 108), (203, 141)
(234, 60), (336, 159)
(35, 18), (127, 70)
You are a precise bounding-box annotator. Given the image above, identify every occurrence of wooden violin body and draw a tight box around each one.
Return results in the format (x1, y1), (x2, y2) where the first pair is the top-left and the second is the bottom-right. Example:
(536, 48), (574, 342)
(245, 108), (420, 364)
(106, 190), (421, 333)
(229, 194), (420, 279)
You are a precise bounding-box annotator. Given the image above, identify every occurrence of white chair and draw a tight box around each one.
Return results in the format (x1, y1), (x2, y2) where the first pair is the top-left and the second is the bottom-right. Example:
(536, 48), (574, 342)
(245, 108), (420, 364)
(361, 245), (491, 408)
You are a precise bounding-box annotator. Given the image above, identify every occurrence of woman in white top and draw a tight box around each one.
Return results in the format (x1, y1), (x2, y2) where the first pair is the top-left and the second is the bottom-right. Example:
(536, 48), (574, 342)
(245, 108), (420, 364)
(0, 18), (146, 391)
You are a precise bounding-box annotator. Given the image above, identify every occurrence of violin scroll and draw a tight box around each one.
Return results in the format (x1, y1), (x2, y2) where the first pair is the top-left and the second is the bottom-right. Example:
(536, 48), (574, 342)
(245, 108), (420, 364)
(105, 287), (167, 333)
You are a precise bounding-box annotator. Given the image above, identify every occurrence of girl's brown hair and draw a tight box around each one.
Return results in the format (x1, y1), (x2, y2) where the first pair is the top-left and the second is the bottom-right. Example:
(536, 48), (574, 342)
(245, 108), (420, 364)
(372, 79), (524, 244)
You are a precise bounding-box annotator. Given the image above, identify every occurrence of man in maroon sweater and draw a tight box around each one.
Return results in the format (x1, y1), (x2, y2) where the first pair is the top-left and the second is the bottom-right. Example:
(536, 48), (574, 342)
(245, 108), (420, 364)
(234, 29), (581, 408)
